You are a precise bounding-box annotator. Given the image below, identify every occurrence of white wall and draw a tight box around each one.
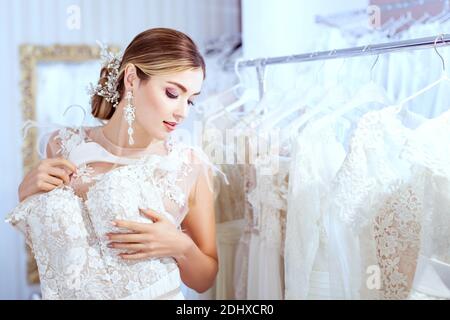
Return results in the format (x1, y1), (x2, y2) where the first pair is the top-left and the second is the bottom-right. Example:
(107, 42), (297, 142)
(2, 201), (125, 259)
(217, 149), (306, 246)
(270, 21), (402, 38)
(239, 0), (368, 99)
(0, 0), (240, 300)
(241, 0), (368, 58)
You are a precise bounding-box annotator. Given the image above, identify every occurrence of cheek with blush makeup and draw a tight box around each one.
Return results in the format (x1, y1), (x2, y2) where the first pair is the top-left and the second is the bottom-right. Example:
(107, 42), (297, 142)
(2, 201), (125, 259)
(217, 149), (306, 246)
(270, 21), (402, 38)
(131, 72), (202, 140)
(132, 83), (177, 139)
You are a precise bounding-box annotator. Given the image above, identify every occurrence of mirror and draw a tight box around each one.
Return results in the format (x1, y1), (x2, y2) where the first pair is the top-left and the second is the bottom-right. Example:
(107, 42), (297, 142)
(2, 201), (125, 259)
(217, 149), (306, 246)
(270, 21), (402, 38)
(19, 44), (120, 284)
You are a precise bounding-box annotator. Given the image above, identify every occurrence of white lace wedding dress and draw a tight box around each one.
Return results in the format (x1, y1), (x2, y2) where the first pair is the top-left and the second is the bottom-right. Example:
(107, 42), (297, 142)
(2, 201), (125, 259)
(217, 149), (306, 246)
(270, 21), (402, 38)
(401, 110), (450, 299)
(246, 154), (290, 300)
(325, 105), (450, 299)
(284, 114), (348, 300)
(5, 125), (216, 300)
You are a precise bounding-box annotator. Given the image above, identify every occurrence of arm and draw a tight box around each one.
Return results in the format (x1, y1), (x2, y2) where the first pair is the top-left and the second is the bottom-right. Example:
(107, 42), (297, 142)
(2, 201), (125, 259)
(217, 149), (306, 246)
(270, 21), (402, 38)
(175, 167), (218, 293)
(108, 159), (219, 293)
(18, 130), (76, 202)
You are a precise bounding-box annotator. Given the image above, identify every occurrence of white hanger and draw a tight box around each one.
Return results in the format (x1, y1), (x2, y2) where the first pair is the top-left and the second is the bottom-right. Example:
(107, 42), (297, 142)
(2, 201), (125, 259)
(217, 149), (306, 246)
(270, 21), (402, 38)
(284, 51), (390, 142)
(283, 82), (390, 142)
(254, 52), (339, 135)
(235, 53), (325, 133)
(388, 11), (414, 37)
(204, 57), (259, 126)
(414, 12), (432, 25)
(63, 104), (87, 126)
(22, 104), (90, 159)
(195, 83), (241, 119)
(257, 51), (337, 133)
(440, 4), (450, 22)
(395, 34), (450, 113)
(379, 16), (397, 36)
(322, 53), (390, 120)
(281, 54), (350, 138)
(427, 0), (449, 24)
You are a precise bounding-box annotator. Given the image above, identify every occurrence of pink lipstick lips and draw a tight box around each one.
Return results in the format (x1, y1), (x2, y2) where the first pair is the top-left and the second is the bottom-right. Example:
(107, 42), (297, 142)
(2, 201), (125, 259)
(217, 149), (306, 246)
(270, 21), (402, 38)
(163, 121), (177, 131)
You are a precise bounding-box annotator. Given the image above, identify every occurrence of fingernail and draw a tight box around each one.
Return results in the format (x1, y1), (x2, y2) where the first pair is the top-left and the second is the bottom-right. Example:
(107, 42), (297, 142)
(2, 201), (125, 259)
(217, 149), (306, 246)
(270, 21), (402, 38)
(107, 243), (113, 248)
(111, 221), (117, 226)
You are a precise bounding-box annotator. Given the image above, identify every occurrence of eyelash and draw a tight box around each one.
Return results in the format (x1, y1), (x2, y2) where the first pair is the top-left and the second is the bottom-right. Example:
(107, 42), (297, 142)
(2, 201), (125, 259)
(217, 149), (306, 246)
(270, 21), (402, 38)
(166, 89), (195, 106)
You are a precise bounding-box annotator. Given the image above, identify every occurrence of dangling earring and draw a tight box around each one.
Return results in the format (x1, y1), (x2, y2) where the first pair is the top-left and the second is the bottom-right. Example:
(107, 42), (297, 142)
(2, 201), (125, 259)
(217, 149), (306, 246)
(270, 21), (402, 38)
(124, 90), (136, 145)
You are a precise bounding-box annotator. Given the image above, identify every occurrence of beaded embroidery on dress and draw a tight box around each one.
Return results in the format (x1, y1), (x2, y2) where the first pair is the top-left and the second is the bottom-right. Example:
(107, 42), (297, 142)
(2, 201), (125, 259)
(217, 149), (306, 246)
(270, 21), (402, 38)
(6, 124), (217, 300)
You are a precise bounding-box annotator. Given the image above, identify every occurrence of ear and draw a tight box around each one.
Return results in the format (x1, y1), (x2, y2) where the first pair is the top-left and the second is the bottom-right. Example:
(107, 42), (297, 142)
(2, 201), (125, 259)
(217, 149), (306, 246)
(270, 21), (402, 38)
(123, 63), (139, 91)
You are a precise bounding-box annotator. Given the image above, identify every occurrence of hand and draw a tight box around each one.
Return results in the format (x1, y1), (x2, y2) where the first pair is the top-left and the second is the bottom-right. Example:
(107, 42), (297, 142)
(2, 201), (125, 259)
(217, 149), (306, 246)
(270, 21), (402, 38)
(18, 157), (77, 202)
(106, 208), (193, 261)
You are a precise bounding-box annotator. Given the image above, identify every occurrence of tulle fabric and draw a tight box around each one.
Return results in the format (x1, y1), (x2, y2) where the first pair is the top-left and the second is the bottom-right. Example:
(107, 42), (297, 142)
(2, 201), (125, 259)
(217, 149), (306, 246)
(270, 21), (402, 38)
(5, 106), (223, 299)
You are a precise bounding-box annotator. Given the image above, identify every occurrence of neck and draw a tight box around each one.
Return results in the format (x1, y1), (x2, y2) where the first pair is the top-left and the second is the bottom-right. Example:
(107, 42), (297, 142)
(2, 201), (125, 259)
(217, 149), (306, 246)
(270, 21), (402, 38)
(101, 100), (156, 149)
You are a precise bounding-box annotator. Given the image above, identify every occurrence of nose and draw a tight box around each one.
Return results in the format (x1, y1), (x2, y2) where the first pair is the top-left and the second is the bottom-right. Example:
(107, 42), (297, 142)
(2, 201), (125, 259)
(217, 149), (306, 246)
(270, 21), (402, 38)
(173, 101), (189, 122)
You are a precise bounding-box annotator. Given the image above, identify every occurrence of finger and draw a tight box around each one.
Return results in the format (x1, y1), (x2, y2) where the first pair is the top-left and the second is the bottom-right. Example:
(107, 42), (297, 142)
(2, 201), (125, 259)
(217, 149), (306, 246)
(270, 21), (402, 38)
(108, 242), (146, 251)
(38, 181), (58, 192)
(44, 175), (64, 187)
(107, 233), (147, 243)
(139, 208), (163, 222)
(48, 158), (77, 173)
(114, 219), (150, 233)
(47, 167), (70, 184)
(120, 251), (150, 261)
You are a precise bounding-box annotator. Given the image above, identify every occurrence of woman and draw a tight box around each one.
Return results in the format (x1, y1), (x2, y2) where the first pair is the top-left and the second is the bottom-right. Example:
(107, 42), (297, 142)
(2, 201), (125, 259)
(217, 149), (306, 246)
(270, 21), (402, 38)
(8, 28), (218, 299)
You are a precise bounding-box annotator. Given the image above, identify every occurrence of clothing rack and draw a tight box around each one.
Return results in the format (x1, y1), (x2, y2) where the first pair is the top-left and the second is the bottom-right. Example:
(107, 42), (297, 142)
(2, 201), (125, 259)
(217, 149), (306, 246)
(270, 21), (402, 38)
(229, 34), (450, 99)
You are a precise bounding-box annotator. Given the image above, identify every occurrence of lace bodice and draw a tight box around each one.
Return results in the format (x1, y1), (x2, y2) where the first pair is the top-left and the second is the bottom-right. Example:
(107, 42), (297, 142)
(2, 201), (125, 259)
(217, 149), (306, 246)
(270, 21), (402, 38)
(325, 106), (449, 299)
(322, 107), (411, 299)
(329, 107), (414, 232)
(6, 125), (216, 299)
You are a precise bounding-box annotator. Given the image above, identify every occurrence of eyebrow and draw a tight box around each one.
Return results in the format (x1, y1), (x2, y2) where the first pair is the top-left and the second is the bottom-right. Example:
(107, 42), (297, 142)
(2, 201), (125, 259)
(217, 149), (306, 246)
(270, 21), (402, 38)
(167, 81), (201, 95)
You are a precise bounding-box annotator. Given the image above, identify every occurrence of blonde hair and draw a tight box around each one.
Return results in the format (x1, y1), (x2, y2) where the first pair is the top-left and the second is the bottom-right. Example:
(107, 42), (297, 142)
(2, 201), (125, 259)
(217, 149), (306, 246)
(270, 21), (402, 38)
(91, 28), (206, 120)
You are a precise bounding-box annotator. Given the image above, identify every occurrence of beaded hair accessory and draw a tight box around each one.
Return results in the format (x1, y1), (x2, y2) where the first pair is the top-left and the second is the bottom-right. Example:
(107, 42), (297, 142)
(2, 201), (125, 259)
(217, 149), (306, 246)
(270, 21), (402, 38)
(87, 40), (124, 108)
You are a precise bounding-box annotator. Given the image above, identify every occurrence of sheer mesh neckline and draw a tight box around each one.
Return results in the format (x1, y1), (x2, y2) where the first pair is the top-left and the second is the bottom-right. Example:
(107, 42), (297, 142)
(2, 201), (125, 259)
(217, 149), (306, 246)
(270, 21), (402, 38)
(87, 125), (169, 158)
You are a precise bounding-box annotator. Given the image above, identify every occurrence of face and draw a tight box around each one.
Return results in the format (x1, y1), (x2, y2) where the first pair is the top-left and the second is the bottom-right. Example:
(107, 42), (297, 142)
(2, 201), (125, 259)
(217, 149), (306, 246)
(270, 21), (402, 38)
(126, 66), (203, 141)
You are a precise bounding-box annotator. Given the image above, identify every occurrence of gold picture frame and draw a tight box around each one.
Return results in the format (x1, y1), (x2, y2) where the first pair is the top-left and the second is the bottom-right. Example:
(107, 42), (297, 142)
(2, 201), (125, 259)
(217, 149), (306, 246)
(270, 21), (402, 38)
(19, 44), (120, 284)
